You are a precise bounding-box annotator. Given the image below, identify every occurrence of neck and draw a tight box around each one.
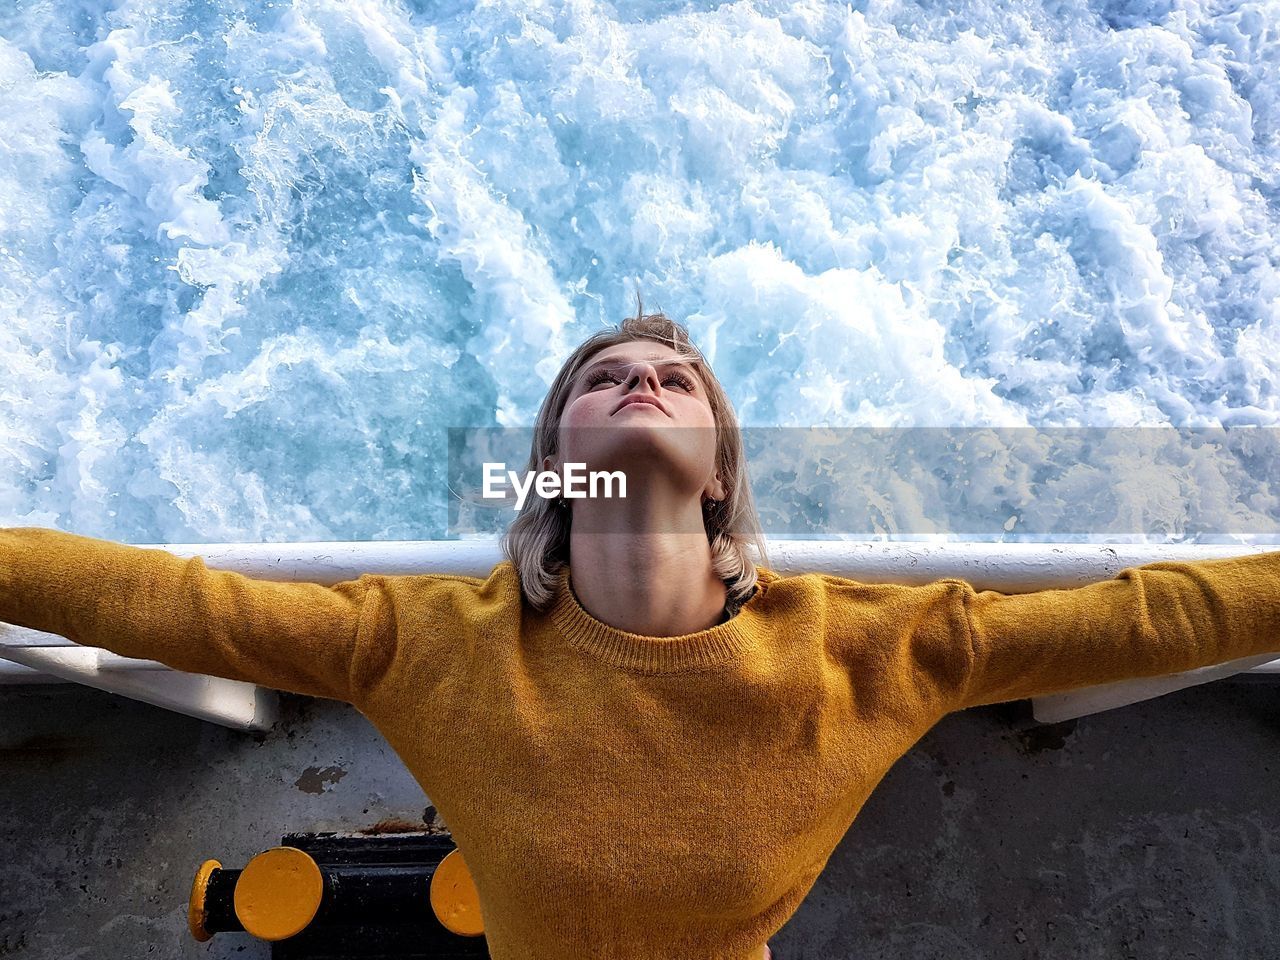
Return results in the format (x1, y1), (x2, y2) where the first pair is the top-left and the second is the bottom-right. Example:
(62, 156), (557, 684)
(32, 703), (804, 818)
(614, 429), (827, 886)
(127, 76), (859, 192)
(566, 529), (728, 638)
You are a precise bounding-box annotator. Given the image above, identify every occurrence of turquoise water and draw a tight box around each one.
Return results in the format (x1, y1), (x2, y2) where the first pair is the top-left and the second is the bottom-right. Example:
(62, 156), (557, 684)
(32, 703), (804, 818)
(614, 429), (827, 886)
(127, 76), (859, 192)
(1, 0), (1277, 543)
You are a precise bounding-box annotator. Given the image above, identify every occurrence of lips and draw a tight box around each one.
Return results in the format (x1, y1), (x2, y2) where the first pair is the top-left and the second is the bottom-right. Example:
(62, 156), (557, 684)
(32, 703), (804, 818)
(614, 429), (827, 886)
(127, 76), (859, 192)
(613, 395), (668, 416)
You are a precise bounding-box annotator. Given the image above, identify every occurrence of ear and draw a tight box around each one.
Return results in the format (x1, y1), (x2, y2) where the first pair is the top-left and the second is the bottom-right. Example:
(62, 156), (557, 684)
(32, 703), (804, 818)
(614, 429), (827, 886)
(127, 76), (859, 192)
(705, 474), (727, 501)
(542, 455), (556, 474)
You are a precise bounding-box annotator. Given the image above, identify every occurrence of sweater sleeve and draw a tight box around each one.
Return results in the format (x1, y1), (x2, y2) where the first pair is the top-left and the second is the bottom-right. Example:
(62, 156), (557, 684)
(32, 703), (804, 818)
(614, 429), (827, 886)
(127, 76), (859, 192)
(948, 550), (1280, 711)
(0, 526), (377, 704)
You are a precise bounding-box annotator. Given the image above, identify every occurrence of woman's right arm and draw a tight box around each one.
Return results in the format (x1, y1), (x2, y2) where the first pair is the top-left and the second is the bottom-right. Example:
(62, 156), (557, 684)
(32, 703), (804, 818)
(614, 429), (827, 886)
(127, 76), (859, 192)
(0, 526), (379, 704)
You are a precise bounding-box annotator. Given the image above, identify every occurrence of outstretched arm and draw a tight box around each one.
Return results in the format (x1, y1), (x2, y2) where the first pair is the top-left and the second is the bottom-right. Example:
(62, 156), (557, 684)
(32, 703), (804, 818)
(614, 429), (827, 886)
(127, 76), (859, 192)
(946, 550), (1280, 711)
(0, 526), (377, 704)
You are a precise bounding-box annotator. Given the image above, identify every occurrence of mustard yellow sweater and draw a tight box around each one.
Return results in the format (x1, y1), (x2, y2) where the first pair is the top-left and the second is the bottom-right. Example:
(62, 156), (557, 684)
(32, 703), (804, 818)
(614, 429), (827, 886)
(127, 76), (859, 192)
(4, 526), (1280, 959)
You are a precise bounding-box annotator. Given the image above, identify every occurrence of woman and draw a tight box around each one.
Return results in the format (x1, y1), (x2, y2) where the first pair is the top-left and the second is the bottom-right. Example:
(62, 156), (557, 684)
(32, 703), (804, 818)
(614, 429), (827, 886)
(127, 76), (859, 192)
(501, 295), (769, 644)
(6, 301), (1280, 960)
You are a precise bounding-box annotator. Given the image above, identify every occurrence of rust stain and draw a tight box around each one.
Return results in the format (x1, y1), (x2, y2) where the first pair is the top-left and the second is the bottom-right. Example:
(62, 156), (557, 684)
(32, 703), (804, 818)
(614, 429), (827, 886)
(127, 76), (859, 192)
(358, 817), (427, 835)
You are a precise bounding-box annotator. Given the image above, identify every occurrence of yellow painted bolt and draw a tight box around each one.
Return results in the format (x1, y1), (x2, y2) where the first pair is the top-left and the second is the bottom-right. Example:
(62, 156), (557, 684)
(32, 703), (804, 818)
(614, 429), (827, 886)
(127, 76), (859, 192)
(429, 848), (484, 936)
(187, 858), (221, 942)
(233, 846), (325, 941)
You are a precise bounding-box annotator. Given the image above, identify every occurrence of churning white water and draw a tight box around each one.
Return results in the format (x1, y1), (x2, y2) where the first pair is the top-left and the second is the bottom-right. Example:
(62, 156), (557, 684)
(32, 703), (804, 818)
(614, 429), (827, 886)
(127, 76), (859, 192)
(1, 0), (1278, 543)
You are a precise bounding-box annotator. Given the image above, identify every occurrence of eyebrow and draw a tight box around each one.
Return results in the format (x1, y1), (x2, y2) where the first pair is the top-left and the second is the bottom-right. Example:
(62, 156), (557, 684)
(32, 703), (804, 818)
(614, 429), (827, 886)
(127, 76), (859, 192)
(578, 356), (703, 385)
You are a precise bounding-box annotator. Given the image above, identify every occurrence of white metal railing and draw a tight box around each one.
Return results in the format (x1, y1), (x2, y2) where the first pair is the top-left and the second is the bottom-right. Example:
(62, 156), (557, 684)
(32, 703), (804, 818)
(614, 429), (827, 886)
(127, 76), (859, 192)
(2, 538), (1277, 730)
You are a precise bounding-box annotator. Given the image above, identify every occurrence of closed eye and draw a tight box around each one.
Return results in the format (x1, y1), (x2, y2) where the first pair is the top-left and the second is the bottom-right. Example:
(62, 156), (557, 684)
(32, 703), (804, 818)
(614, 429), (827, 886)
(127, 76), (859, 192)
(584, 368), (696, 391)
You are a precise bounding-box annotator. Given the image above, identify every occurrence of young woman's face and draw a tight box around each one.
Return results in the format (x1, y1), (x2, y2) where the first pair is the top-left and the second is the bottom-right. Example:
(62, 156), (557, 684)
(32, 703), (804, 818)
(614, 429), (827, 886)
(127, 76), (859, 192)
(549, 341), (724, 508)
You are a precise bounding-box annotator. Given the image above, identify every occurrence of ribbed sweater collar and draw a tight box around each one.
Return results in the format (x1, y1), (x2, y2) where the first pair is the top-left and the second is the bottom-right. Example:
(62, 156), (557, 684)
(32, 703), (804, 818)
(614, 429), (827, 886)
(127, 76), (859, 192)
(549, 565), (773, 673)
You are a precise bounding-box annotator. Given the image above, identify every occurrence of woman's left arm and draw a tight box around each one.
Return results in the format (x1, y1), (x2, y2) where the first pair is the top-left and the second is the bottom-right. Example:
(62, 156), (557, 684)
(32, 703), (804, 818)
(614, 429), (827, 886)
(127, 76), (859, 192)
(945, 551), (1280, 711)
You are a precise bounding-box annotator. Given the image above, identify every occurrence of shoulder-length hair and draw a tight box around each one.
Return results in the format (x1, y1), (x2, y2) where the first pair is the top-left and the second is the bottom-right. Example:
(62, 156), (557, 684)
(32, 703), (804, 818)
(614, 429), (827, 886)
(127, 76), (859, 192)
(501, 293), (770, 612)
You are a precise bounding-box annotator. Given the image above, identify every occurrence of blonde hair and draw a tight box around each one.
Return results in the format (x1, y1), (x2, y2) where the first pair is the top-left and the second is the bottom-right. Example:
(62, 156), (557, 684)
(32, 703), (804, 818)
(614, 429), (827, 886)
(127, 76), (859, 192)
(501, 292), (770, 612)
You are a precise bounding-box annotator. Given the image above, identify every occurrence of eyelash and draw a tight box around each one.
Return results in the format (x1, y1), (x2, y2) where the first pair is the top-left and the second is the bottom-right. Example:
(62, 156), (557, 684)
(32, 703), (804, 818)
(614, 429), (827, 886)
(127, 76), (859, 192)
(584, 369), (696, 391)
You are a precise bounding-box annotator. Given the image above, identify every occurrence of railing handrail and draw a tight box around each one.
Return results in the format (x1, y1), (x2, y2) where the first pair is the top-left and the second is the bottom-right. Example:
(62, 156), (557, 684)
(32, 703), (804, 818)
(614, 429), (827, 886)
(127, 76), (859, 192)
(3, 538), (1278, 728)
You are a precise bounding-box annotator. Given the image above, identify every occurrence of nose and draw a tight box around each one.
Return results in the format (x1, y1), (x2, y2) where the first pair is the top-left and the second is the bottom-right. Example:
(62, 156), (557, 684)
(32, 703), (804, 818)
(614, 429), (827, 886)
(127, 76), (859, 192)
(622, 361), (662, 394)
